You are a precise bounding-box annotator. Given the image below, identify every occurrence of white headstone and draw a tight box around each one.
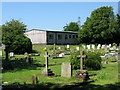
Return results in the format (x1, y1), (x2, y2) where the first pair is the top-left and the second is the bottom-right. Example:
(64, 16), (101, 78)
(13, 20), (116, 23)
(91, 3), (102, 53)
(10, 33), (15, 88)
(109, 44), (112, 47)
(91, 44), (95, 49)
(101, 45), (105, 49)
(76, 47), (79, 51)
(87, 45), (90, 49)
(82, 45), (86, 49)
(10, 52), (14, 57)
(67, 45), (70, 49)
(97, 46), (100, 49)
(0, 51), (2, 56)
(58, 47), (61, 50)
(59, 53), (64, 57)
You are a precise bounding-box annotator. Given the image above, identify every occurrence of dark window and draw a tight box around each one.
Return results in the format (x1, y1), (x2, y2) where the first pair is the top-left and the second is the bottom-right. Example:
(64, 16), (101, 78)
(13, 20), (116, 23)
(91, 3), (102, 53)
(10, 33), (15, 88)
(76, 35), (78, 38)
(49, 34), (54, 39)
(58, 34), (62, 40)
(65, 35), (68, 39)
(69, 35), (71, 39)
(73, 35), (75, 38)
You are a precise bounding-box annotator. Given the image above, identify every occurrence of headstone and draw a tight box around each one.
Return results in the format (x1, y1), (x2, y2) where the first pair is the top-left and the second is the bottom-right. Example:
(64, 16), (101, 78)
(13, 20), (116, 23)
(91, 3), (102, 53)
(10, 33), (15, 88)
(61, 62), (72, 78)
(117, 52), (120, 60)
(87, 45), (90, 50)
(101, 45), (105, 49)
(10, 52), (14, 57)
(113, 46), (116, 50)
(76, 47), (80, 51)
(32, 74), (38, 84)
(58, 46), (61, 50)
(91, 44), (95, 49)
(67, 44), (70, 49)
(82, 45), (86, 49)
(24, 52), (29, 62)
(59, 53), (64, 57)
(109, 44), (112, 47)
(0, 51), (2, 56)
(97, 46), (100, 49)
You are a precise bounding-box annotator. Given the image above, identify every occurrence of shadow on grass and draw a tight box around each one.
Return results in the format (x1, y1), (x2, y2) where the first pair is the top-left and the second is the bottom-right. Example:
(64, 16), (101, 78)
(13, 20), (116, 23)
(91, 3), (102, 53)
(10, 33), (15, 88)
(2, 59), (45, 73)
(2, 81), (120, 90)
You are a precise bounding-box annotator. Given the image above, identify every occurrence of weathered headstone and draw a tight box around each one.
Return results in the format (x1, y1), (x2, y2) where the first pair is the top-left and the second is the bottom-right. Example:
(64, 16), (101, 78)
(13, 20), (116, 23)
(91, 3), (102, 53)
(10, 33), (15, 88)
(10, 52), (14, 57)
(61, 62), (72, 78)
(24, 52), (29, 62)
(32, 74), (38, 84)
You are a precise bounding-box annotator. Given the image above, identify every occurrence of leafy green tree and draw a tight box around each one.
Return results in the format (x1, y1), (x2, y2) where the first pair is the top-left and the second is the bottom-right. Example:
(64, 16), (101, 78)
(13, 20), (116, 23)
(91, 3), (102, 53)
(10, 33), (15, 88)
(63, 22), (80, 31)
(78, 6), (118, 44)
(2, 19), (32, 60)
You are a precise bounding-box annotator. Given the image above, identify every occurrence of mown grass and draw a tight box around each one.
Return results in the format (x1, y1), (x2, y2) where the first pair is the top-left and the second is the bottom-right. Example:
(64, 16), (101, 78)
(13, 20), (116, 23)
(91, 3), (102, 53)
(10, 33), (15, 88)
(2, 44), (119, 89)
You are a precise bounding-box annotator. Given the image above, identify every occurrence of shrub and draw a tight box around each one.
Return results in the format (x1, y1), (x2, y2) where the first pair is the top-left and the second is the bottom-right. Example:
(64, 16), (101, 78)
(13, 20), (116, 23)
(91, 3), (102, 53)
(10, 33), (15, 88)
(70, 51), (102, 70)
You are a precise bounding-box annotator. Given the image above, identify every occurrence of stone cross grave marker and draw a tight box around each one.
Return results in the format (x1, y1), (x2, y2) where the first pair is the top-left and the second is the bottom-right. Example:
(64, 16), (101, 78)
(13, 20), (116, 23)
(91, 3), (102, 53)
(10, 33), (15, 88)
(41, 52), (55, 76)
(10, 52), (14, 57)
(61, 62), (72, 78)
(77, 51), (86, 70)
(76, 51), (89, 80)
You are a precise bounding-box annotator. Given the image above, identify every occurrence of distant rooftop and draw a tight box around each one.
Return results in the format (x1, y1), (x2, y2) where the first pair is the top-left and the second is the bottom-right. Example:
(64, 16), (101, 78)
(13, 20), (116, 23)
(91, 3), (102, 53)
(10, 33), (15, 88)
(26, 29), (78, 33)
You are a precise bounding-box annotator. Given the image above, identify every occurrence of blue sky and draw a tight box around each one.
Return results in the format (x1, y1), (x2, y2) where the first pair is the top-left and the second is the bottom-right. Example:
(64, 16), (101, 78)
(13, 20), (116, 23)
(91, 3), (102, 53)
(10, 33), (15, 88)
(2, 2), (118, 31)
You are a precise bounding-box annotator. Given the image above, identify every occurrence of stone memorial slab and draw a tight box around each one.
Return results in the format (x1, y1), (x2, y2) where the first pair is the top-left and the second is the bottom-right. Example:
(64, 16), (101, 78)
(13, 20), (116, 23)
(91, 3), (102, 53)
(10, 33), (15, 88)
(61, 62), (72, 78)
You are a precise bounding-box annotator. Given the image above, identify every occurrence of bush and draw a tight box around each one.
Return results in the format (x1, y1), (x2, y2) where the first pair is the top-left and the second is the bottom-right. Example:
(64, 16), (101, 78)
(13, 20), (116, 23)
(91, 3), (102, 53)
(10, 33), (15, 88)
(9, 35), (32, 54)
(70, 51), (102, 70)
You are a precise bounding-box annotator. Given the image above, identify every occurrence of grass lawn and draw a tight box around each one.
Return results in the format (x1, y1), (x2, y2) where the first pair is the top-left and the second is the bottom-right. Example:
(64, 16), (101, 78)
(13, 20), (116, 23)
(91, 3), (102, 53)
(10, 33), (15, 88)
(2, 45), (120, 89)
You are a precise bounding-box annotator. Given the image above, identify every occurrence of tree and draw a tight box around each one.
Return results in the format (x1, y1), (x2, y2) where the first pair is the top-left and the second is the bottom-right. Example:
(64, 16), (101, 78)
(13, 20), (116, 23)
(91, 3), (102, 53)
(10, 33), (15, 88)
(2, 19), (32, 60)
(63, 22), (80, 31)
(78, 6), (119, 44)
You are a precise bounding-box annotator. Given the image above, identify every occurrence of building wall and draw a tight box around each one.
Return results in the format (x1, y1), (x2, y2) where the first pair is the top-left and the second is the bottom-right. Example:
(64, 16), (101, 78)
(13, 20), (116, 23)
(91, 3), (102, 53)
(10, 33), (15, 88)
(24, 30), (47, 44)
(47, 31), (78, 45)
(24, 30), (78, 45)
